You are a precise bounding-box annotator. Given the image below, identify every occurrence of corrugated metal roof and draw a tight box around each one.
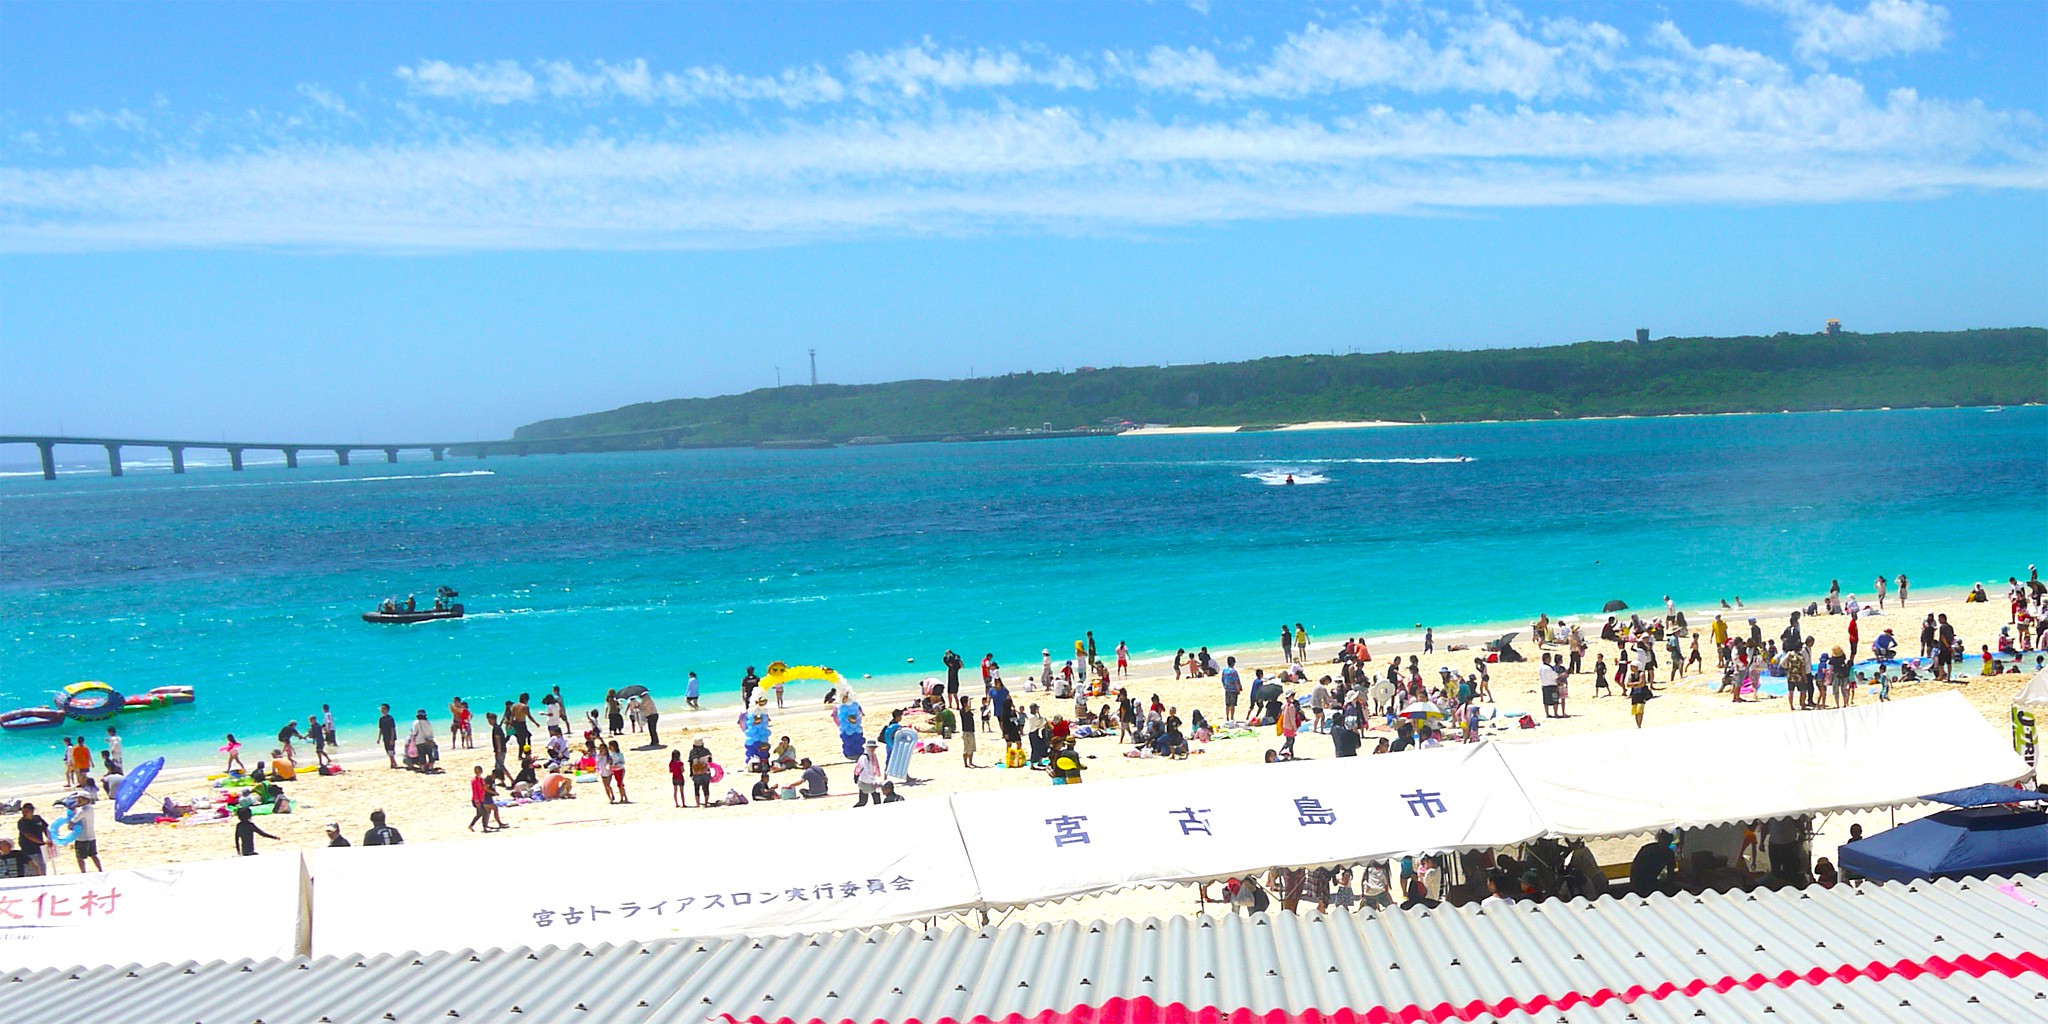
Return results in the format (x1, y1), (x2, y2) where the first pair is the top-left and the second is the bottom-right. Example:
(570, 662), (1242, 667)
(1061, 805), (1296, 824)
(3, 875), (2043, 1024)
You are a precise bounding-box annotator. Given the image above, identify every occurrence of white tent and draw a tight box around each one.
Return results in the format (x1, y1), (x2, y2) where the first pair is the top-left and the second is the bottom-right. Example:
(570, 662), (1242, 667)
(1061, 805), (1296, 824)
(949, 743), (1545, 905)
(1496, 692), (2029, 838)
(0, 852), (306, 969)
(2015, 667), (2048, 709)
(307, 798), (978, 957)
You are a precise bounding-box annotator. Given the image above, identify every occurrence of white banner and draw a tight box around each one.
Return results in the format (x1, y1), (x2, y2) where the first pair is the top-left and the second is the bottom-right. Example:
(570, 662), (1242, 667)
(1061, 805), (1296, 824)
(949, 743), (1546, 905)
(1497, 692), (2031, 837)
(0, 853), (306, 969)
(307, 799), (978, 957)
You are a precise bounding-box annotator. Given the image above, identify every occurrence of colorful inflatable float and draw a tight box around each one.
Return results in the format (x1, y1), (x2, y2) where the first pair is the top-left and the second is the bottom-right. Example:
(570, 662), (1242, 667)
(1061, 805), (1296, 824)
(4, 682), (197, 731)
(58, 681), (123, 720)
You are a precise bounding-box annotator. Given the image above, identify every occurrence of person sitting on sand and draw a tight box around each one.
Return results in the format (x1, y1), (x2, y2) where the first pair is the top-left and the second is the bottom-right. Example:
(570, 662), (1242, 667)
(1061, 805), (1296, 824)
(772, 736), (800, 770)
(799, 757), (828, 798)
(751, 770), (779, 802)
(268, 748), (297, 780)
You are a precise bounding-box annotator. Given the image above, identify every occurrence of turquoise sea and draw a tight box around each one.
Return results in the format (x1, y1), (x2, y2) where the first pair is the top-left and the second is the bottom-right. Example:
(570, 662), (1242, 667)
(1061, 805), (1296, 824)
(2, 407), (2042, 783)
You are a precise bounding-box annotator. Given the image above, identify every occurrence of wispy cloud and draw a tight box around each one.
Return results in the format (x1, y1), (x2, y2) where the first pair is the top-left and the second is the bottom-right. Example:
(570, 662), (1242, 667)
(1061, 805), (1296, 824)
(2, 4), (2039, 252)
(1753, 0), (1950, 64)
(395, 59), (538, 104)
(1121, 15), (1626, 101)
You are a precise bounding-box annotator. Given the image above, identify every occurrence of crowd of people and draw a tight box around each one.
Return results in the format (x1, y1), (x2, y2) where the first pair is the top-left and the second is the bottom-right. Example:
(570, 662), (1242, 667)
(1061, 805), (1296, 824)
(20, 569), (2035, 901)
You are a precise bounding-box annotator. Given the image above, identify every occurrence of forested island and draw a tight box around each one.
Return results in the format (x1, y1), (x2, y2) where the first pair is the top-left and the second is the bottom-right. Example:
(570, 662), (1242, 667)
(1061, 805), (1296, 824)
(515, 328), (2047, 448)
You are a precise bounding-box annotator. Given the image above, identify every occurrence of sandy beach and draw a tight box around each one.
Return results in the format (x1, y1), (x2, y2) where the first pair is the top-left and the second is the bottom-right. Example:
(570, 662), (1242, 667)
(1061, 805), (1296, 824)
(1118, 420), (1411, 436)
(11, 584), (2039, 929)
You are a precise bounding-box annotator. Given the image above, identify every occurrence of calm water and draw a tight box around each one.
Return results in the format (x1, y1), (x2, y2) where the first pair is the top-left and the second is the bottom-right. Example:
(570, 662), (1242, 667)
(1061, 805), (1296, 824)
(2, 407), (2042, 781)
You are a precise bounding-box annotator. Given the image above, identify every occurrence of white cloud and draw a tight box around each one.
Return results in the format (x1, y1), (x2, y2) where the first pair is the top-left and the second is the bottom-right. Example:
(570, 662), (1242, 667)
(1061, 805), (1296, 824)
(1125, 13), (1626, 101)
(847, 42), (1096, 97)
(6, 78), (2038, 252)
(1757, 0), (1950, 63)
(66, 108), (148, 133)
(6, 3), (2038, 252)
(394, 59), (537, 103)
(296, 84), (354, 116)
(395, 57), (844, 108)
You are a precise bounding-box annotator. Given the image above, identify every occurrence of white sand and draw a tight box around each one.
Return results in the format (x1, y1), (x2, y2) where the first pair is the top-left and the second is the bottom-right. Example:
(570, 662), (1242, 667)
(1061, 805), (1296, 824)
(15, 587), (2039, 930)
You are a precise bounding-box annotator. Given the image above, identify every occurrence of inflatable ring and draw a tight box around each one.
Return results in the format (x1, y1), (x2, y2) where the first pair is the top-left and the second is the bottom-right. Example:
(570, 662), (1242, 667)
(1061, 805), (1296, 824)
(707, 762), (724, 784)
(51, 810), (82, 846)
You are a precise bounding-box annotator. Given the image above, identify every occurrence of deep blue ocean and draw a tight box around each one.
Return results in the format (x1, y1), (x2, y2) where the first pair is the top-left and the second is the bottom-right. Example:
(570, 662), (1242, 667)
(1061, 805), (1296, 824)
(2, 407), (2042, 782)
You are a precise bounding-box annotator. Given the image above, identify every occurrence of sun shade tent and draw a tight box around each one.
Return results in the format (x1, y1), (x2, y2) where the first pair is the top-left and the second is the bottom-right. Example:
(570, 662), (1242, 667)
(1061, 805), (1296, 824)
(0, 852), (307, 968)
(1920, 784), (2048, 808)
(1836, 808), (2048, 882)
(1494, 692), (2030, 838)
(305, 798), (978, 956)
(949, 742), (1546, 905)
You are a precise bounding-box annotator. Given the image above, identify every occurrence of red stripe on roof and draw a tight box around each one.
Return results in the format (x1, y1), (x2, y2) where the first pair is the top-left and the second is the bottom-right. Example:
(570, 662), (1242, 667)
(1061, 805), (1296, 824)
(727, 950), (2048, 1024)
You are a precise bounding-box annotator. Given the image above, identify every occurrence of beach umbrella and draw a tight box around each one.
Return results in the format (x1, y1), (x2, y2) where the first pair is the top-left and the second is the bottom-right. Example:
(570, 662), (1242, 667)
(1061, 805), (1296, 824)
(1602, 599), (1629, 613)
(1399, 701), (1444, 720)
(615, 684), (650, 699)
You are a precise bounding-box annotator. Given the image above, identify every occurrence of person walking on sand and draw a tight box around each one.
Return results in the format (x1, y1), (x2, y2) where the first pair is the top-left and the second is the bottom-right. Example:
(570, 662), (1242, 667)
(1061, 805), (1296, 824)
(221, 733), (245, 774)
(1630, 676), (1655, 729)
(609, 740), (632, 803)
(468, 765), (495, 832)
(595, 741), (617, 803)
(688, 740), (714, 807)
(276, 719), (301, 763)
(639, 691), (662, 747)
(310, 715), (334, 771)
(1222, 657), (1242, 721)
(1423, 627), (1434, 654)
(943, 649), (964, 709)
(959, 694), (979, 768)
(233, 806), (279, 857)
(378, 704), (399, 768)
(854, 739), (885, 807)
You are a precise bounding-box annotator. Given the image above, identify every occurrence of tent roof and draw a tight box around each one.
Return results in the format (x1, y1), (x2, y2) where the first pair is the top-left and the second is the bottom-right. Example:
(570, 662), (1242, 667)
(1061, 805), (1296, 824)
(1837, 808), (2048, 883)
(1495, 691), (2030, 838)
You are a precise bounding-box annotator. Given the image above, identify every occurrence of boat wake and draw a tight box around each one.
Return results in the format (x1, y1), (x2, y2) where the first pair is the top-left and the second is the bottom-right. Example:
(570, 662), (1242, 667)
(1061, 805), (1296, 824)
(1243, 470), (1329, 486)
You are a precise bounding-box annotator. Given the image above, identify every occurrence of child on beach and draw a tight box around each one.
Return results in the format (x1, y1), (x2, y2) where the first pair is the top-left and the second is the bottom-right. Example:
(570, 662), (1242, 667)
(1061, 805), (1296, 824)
(1629, 678), (1655, 729)
(609, 740), (631, 803)
(221, 733), (244, 773)
(669, 750), (687, 807)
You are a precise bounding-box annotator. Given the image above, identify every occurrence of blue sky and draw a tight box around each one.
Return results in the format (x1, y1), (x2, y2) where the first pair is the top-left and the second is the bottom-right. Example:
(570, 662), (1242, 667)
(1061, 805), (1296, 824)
(2, 0), (2043, 441)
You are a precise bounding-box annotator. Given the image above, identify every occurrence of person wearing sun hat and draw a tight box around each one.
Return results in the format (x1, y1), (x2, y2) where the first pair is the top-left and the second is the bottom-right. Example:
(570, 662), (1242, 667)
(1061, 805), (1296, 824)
(853, 738), (884, 807)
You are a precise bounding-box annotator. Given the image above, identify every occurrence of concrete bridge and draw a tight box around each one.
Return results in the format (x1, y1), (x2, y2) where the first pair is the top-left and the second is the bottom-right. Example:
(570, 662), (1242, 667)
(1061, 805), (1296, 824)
(0, 428), (699, 480)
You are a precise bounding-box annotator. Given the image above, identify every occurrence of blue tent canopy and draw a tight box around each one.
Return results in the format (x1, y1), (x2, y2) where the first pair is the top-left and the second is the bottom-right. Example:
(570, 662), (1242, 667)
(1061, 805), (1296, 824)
(1920, 784), (2048, 808)
(1837, 808), (2048, 883)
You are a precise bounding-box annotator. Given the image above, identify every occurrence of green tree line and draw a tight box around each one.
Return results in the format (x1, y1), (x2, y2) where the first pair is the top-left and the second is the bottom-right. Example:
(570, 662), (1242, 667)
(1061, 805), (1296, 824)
(514, 328), (2047, 447)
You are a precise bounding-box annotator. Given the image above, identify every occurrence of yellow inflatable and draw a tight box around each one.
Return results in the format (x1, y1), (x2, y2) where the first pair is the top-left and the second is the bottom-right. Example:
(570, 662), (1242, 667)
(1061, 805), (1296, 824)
(762, 663), (845, 686)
